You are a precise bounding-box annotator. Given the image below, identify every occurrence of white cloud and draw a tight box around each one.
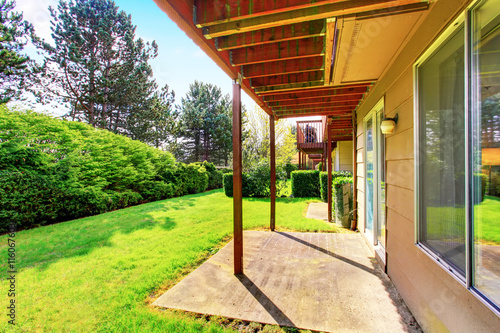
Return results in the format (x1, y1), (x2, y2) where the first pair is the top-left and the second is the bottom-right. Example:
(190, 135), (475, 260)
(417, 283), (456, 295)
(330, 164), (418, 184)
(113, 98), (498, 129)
(15, 0), (58, 41)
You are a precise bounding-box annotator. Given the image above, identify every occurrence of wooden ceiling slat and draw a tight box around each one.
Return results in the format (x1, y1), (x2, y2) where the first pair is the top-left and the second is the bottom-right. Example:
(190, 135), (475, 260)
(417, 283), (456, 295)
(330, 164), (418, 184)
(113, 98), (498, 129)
(201, 0), (429, 38)
(254, 81), (325, 94)
(231, 37), (324, 66)
(267, 94), (364, 107)
(273, 101), (359, 111)
(215, 20), (325, 51)
(242, 57), (324, 78)
(251, 71), (324, 88)
(261, 83), (370, 98)
(276, 110), (353, 118)
(194, 0), (346, 27)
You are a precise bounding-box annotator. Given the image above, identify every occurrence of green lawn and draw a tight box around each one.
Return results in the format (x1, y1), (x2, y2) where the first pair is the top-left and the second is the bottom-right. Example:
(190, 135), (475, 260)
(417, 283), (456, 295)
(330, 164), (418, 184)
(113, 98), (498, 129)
(1, 190), (338, 332)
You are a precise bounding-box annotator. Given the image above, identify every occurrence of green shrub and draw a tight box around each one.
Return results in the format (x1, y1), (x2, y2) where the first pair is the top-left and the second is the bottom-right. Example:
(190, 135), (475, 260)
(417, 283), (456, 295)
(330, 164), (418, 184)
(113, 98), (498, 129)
(291, 170), (320, 197)
(223, 161), (286, 198)
(316, 162), (323, 171)
(223, 173), (252, 197)
(220, 167), (233, 174)
(194, 161), (223, 190)
(284, 162), (298, 179)
(319, 171), (354, 202)
(0, 107), (199, 231)
(333, 177), (354, 227)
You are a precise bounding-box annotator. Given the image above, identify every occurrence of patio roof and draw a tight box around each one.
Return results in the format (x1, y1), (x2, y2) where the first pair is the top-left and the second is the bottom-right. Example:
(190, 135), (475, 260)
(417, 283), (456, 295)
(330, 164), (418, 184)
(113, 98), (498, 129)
(154, 0), (429, 139)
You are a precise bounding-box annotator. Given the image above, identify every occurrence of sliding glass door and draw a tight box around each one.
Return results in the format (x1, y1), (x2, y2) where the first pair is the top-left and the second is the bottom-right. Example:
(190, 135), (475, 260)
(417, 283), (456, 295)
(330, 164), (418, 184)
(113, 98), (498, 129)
(364, 99), (386, 253)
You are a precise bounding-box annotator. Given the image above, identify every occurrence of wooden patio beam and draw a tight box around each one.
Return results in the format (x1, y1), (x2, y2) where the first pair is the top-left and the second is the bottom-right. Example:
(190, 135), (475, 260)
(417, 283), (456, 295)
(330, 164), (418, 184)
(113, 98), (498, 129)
(270, 114), (276, 231)
(327, 123), (332, 222)
(272, 101), (359, 111)
(251, 71), (324, 88)
(231, 37), (325, 66)
(215, 20), (325, 51)
(261, 84), (371, 99)
(194, 0), (346, 27)
(255, 81), (325, 94)
(276, 110), (352, 119)
(267, 94), (364, 107)
(201, 0), (429, 38)
(242, 56), (324, 79)
(232, 81), (243, 275)
(324, 18), (337, 85)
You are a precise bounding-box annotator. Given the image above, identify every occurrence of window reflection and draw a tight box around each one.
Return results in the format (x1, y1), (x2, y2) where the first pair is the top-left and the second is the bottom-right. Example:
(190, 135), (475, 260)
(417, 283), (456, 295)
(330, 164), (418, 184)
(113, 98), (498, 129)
(473, 0), (500, 306)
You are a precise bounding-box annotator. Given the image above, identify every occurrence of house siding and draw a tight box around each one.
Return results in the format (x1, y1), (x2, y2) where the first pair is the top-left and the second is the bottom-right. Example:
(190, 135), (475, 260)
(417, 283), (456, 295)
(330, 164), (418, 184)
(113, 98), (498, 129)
(355, 0), (500, 331)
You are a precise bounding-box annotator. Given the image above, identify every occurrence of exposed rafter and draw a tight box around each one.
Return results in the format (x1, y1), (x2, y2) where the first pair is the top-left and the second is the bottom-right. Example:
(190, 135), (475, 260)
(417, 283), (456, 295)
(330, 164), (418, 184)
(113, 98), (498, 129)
(201, 0), (429, 38)
(267, 94), (364, 107)
(242, 57), (324, 79)
(231, 37), (324, 66)
(273, 101), (359, 111)
(251, 71), (324, 88)
(261, 84), (371, 99)
(215, 20), (325, 51)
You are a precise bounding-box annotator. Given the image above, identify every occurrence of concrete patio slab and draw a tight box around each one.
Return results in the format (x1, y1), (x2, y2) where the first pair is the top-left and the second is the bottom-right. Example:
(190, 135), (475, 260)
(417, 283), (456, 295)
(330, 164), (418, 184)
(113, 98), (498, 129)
(153, 231), (421, 332)
(306, 202), (328, 220)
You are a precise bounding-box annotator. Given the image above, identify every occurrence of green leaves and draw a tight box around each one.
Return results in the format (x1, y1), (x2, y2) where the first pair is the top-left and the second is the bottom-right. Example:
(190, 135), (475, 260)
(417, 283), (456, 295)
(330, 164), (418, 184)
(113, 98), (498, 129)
(0, 0), (34, 103)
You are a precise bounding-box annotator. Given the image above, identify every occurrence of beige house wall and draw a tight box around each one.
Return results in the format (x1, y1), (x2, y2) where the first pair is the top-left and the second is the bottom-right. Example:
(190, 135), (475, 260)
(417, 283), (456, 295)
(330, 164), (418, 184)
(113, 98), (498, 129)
(335, 141), (353, 172)
(354, 0), (500, 331)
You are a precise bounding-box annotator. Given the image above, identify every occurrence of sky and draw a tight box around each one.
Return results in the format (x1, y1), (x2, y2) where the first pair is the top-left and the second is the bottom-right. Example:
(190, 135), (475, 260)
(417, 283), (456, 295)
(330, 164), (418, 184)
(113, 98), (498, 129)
(15, 0), (257, 113)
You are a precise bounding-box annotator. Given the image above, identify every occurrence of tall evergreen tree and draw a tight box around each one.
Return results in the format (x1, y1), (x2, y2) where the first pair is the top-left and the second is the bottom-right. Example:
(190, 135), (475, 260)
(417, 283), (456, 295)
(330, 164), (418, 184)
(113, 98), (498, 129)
(0, 0), (33, 103)
(32, 0), (157, 132)
(176, 81), (232, 165)
(127, 84), (179, 149)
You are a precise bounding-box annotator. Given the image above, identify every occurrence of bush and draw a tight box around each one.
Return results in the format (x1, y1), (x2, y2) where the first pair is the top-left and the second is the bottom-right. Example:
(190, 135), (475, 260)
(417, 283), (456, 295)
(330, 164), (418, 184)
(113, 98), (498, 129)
(291, 170), (320, 197)
(319, 171), (354, 202)
(284, 163), (298, 179)
(333, 177), (354, 227)
(0, 107), (208, 232)
(219, 167), (233, 174)
(174, 163), (209, 195)
(223, 173), (252, 197)
(194, 161), (223, 190)
(223, 161), (287, 197)
(316, 162), (323, 171)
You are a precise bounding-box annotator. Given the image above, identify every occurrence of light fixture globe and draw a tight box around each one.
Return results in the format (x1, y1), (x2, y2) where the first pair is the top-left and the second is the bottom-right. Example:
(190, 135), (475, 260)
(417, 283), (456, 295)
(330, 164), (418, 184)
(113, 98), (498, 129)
(380, 114), (398, 135)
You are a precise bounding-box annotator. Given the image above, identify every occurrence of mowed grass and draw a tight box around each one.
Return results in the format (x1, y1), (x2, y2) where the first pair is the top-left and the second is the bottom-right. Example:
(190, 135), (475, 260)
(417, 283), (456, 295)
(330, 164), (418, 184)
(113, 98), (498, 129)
(0, 190), (339, 332)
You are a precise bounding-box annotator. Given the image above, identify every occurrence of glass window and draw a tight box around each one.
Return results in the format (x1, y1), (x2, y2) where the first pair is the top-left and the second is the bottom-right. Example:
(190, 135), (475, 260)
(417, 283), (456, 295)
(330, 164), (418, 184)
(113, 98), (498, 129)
(416, 0), (500, 313)
(471, 0), (500, 307)
(417, 24), (467, 275)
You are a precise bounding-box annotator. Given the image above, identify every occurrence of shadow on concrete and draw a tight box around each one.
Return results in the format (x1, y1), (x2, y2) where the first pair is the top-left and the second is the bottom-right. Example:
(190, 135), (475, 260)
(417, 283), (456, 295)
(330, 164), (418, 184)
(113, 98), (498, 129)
(236, 274), (295, 327)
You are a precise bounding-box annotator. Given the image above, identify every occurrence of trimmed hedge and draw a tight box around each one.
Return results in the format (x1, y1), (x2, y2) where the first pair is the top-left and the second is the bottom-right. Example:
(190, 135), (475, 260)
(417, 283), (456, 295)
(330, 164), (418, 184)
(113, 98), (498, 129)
(320, 171), (353, 202)
(291, 170), (320, 197)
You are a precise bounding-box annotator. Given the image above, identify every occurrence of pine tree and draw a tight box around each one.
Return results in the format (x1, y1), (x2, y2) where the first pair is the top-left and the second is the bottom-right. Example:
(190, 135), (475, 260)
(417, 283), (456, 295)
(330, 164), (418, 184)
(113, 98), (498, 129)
(176, 81), (232, 165)
(32, 0), (157, 132)
(0, 0), (33, 103)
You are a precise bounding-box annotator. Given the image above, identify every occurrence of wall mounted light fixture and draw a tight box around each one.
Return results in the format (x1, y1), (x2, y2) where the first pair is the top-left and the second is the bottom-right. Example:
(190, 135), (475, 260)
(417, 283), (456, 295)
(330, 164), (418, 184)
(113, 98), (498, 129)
(380, 114), (398, 135)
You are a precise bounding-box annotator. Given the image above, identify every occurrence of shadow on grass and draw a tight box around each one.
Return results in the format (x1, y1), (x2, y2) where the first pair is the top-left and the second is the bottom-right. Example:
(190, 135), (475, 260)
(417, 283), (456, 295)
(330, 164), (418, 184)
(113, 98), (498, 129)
(8, 190), (220, 272)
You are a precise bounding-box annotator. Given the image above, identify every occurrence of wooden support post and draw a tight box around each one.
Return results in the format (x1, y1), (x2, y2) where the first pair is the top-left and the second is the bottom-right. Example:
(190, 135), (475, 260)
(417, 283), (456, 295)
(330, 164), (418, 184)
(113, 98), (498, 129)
(232, 81), (243, 275)
(351, 111), (358, 231)
(327, 123), (333, 222)
(270, 114), (276, 231)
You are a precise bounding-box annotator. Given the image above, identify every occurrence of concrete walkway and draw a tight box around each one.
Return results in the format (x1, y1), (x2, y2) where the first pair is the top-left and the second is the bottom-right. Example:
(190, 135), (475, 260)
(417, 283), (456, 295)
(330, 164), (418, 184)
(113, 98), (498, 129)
(305, 202), (328, 220)
(153, 231), (421, 332)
